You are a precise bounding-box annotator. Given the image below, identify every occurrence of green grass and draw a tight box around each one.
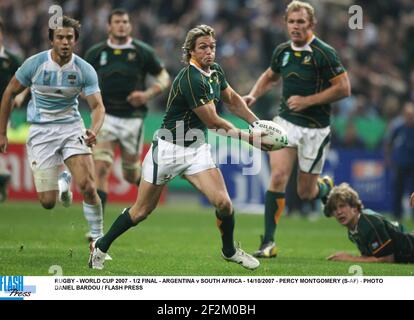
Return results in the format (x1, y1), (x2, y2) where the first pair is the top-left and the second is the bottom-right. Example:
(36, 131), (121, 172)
(0, 202), (413, 276)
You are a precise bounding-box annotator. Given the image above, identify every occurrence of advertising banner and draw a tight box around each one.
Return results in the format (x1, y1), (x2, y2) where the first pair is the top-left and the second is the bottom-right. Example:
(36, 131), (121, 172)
(0, 144), (163, 203)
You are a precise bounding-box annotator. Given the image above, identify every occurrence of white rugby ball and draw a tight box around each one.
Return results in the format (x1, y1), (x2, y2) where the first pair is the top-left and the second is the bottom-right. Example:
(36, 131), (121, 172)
(250, 120), (288, 151)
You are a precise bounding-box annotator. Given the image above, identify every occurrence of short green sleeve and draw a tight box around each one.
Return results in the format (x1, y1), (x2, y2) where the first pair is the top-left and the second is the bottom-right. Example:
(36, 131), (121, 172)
(319, 47), (346, 80)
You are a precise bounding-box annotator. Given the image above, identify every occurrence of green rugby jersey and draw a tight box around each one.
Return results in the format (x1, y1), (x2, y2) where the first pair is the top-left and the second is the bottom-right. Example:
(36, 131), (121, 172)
(0, 47), (21, 95)
(159, 62), (228, 146)
(270, 36), (346, 128)
(85, 38), (164, 118)
(348, 210), (414, 263)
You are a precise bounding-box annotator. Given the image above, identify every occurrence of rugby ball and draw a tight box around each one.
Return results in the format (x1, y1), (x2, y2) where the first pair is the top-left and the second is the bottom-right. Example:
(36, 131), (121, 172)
(250, 120), (288, 151)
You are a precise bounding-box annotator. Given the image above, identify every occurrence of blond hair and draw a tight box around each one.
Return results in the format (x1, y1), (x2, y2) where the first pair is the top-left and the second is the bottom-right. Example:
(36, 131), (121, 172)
(325, 183), (363, 217)
(182, 24), (215, 64)
(285, 1), (317, 25)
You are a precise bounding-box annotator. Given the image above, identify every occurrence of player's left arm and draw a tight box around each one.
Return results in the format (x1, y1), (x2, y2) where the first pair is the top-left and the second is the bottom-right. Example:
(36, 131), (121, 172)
(0, 76), (27, 153)
(327, 252), (395, 263)
(410, 192), (414, 208)
(221, 85), (259, 124)
(127, 68), (171, 108)
(84, 92), (105, 147)
(288, 72), (351, 112)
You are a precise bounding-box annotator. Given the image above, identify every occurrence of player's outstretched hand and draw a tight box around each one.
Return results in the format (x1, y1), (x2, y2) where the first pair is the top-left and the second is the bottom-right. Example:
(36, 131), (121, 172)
(84, 129), (97, 148)
(127, 90), (149, 108)
(248, 131), (273, 152)
(326, 252), (353, 261)
(287, 95), (310, 112)
(0, 134), (8, 153)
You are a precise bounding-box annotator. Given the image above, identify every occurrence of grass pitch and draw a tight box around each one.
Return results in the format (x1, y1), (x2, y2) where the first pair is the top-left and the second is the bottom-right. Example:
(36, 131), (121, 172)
(0, 201), (413, 276)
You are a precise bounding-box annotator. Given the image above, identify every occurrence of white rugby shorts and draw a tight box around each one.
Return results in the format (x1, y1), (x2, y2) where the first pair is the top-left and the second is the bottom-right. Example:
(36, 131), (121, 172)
(142, 138), (217, 185)
(96, 114), (144, 156)
(273, 116), (331, 174)
(27, 121), (92, 168)
(26, 122), (91, 192)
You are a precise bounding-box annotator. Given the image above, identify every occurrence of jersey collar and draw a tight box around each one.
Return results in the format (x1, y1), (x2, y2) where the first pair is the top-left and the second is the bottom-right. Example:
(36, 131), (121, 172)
(290, 34), (315, 52)
(189, 59), (214, 77)
(349, 213), (361, 234)
(107, 38), (134, 50)
(48, 49), (75, 69)
(0, 46), (6, 58)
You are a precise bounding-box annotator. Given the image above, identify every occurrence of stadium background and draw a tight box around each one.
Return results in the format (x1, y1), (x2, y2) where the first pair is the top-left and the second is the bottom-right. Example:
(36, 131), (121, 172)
(2, 0), (414, 214)
(1, 0), (414, 276)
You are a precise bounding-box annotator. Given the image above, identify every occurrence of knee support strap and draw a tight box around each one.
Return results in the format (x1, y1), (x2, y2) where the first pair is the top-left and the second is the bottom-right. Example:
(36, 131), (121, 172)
(32, 167), (59, 192)
(93, 149), (115, 164)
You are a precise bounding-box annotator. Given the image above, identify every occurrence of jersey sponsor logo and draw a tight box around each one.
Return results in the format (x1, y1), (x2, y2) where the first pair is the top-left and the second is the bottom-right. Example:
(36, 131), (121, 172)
(127, 52), (136, 61)
(282, 52), (290, 67)
(99, 51), (108, 66)
(67, 73), (77, 84)
(302, 55), (312, 65)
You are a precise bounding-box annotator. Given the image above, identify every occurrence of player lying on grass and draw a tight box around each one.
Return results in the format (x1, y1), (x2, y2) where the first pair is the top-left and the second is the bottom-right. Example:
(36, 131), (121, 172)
(89, 24), (273, 271)
(325, 183), (414, 263)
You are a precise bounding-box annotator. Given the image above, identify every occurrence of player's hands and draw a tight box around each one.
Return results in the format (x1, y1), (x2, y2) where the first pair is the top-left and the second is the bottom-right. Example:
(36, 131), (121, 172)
(410, 192), (414, 208)
(326, 252), (354, 261)
(287, 95), (311, 112)
(248, 130), (273, 152)
(127, 90), (149, 108)
(242, 95), (257, 107)
(84, 129), (97, 148)
(0, 134), (8, 153)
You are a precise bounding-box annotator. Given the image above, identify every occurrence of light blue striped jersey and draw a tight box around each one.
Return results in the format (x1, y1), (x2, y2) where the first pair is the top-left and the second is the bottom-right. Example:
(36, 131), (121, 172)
(15, 50), (100, 124)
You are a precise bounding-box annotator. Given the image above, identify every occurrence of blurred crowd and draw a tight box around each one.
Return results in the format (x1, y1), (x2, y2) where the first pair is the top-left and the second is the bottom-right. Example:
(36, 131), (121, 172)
(1, 0), (414, 150)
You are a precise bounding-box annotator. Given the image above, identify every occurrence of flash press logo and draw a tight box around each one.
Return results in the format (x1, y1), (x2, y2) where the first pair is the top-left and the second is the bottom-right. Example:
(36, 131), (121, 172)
(0, 276), (35, 300)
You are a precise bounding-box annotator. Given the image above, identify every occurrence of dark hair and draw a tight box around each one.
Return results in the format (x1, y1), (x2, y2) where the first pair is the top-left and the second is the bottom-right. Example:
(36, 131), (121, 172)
(48, 16), (81, 41)
(108, 8), (129, 24)
(0, 17), (4, 33)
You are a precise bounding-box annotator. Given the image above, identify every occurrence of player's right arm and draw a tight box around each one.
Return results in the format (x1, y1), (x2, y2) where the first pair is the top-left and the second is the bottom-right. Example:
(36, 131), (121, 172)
(327, 252), (395, 263)
(192, 102), (271, 151)
(0, 76), (26, 153)
(243, 68), (280, 107)
(84, 92), (105, 147)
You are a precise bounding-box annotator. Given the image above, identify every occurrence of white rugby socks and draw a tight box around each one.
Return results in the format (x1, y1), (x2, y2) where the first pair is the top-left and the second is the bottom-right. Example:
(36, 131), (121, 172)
(83, 202), (103, 240)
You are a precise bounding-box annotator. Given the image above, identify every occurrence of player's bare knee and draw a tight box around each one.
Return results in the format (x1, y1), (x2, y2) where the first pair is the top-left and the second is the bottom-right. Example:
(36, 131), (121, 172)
(130, 209), (152, 225)
(270, 171), (289, 190)
(123, 172), (137, 184)
(78, 179), (96, 199)
(96, 164), (111, 180)
(214, 197), (233, 216)
(40, 200), (56, 210)
(122, 163), (141, 184)
(297, 187), (314, 201)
